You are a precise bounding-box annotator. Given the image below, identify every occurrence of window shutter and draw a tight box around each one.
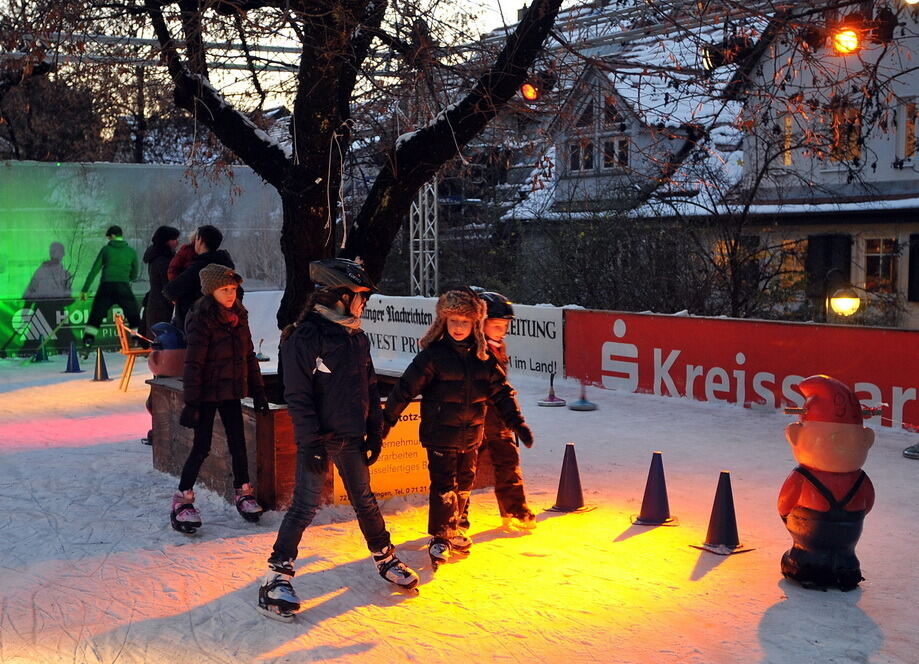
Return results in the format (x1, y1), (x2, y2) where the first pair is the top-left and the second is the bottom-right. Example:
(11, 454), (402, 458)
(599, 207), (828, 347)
(805, 234), (851, 298)
(908, 234), (919, 302)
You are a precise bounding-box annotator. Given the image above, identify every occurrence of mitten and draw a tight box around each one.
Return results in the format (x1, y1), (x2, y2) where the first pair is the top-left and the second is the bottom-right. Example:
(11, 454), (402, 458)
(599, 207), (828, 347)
(179, 403), (199, 429)
(515, 423), (534, 448)
(362, 433), (383, 466)
(253, 396), (270, 415)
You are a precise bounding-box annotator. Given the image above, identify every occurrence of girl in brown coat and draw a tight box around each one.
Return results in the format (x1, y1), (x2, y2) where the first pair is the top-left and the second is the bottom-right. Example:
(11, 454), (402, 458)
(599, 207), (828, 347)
(170, 264), (269, 533)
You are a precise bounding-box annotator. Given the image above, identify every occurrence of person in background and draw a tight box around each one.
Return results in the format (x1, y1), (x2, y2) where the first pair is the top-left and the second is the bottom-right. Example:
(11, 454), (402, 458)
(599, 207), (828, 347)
(167, 229), (197, 282)
(257, 258), (419, 622)
(162, 225), (234, 332)
(80, 225), (140, 356)
(171, 264), (269, 533)
(143, 225), (180, 334)
(460, 291), (537, 532)
(382, 288), (533, 569)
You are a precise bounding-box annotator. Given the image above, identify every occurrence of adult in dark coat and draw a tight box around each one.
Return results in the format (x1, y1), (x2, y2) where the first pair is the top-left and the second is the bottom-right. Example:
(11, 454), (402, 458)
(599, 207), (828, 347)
(142, 225), (180, 334)
(162, 224), (235, 332)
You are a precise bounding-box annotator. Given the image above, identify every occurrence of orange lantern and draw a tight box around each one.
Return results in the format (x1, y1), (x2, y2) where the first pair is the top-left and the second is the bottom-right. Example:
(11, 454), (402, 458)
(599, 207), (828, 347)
(520, 82), (540, 102)
(832, 27), (861, 54)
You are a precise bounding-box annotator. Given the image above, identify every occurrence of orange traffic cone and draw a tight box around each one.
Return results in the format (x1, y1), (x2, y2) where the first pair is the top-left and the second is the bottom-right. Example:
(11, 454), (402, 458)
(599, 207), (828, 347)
(631, 451), (677, 526)
(549, 443), (595, 512)
(692, 471), (753, 555)
(92, 348), (110, 381)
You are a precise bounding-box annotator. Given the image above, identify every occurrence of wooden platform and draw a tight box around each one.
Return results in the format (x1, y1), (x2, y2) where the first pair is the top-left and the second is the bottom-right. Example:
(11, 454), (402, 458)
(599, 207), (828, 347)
(148, 373), (494, 511)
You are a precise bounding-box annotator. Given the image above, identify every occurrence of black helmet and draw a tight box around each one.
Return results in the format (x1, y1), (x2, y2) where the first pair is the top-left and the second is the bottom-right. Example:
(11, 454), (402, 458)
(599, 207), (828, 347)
(309, 258), (377, 292)
(479, 291), (515, 319)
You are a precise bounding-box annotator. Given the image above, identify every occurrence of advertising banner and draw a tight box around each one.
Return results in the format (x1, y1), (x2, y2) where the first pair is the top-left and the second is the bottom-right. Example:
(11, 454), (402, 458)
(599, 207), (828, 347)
(0, 298), (120, 356)
(362, 295), (563, 379)
(332, 400), (429, 503)
(565, 310), (918, 431)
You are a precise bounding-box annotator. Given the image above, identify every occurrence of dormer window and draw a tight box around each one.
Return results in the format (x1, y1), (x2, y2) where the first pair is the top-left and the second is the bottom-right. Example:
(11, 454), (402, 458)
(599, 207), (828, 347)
(569, 140), (594, 172)
(576, 100), (594, 128)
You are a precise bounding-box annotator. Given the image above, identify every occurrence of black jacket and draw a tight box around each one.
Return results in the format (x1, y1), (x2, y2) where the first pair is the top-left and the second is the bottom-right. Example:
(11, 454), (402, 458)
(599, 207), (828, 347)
(162, 249), (235, 330)
(143, 244), (175, 330)
(484, 339), (514, 441)
(384, 336), (525, 451)
(281, 312), (383, 448)
(183, 297), (265, 404)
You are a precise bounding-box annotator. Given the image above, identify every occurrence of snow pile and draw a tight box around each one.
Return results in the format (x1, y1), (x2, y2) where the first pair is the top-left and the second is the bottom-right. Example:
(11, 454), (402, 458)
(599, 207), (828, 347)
(1, 353), (918, 663)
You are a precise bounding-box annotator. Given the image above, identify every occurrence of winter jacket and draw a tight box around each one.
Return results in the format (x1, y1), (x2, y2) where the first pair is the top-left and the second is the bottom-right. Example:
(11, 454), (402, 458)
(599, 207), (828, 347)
(384, 335), (525, 451)
(483, 339), (514, 441)
(182, 296), (265, 404)
(143, 244), (175, 330)
(167, 242), (196, 281)
(281, 311), (383, 448)
(162, 249), (235, 330)
(81, 239), (139, 292)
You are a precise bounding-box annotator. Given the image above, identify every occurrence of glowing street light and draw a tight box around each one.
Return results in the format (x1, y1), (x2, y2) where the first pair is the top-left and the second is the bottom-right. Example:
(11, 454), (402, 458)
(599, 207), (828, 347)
(828, 287), (861, 316)
(832, 27), (861, 54)
(520, 81), (541, 102)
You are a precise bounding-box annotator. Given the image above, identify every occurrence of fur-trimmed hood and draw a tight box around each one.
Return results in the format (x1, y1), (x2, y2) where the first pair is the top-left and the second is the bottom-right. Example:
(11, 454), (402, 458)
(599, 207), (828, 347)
(419, 289), (488, 360)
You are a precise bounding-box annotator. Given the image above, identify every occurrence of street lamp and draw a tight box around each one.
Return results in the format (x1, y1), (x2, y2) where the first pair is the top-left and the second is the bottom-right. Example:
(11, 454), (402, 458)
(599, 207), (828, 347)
(825, 268), (861, 318)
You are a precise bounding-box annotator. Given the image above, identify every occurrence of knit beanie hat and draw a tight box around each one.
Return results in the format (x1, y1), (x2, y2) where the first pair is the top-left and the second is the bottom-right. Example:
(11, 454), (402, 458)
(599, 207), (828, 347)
(420, 289), (488, 360)
(199, 263), (243, 296)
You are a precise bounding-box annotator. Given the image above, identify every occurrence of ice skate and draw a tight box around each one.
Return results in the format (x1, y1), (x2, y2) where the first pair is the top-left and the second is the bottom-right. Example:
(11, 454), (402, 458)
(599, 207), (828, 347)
(257, 561), (300, 622)
(170, 490), (202, 534)
(235, 483), (264, 522)
(448, 531), (472, 555)
(502, 511), (537, 531)
(428, 537), (451, 570)
(372, 544), (420, 594)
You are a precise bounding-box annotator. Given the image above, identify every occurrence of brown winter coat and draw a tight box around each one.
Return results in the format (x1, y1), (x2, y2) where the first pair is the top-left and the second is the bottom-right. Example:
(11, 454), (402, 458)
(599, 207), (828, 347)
(182, 296), (265, 404)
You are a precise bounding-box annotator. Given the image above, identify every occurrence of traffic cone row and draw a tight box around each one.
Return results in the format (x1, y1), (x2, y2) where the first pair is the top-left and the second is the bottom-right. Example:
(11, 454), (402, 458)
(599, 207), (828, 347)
(547, 445), (751, 555)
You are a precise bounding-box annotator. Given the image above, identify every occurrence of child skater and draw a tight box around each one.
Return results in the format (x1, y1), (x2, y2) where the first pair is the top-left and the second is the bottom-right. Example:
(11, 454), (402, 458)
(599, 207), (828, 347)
(171, 264), (269, 533)
(257, 258), (419, 622)
(382, 288), (534, 569)
(460, 291), (537, 531)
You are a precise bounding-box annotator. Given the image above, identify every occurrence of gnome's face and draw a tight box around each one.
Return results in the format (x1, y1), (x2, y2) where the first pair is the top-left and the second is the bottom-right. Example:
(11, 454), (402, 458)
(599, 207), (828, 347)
(785, 420), (874, 473)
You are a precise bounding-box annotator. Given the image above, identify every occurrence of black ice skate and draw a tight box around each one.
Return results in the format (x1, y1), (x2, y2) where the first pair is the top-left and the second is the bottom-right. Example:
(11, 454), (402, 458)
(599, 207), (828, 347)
(372, 544), (420, 594)
(170, 490), (202, 534)
(428, 537), (451, 570)
(235, 483), (264, 522)
(257, 561), (300, 622)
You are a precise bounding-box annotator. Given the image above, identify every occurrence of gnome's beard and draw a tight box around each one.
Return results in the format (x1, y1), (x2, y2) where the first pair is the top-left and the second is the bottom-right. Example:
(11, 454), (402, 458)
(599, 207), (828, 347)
(786, 421), (874, 473)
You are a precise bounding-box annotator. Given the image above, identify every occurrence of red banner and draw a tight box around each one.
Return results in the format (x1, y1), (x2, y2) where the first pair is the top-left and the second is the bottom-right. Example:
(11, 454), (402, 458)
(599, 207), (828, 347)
(564, 310), (918, 431)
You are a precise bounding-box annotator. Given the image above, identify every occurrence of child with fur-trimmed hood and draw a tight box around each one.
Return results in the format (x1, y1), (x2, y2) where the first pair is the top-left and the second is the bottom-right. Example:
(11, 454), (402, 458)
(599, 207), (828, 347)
(383, 288), (533, 567)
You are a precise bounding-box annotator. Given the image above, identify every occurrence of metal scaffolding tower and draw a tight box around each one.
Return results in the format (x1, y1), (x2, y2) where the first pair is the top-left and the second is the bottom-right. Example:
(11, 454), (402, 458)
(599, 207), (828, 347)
(409, 180), (439, 297)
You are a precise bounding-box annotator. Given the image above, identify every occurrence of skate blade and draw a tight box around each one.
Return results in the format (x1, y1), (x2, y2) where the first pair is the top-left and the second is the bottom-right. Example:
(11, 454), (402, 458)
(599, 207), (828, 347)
(256, 604), (296, 622)
(238, 512), (262, 523)
(172, 523), (198, 534)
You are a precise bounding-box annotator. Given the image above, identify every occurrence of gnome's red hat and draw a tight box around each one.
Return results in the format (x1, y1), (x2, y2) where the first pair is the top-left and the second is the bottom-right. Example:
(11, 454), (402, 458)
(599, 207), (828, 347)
(792, 375), (863, 424)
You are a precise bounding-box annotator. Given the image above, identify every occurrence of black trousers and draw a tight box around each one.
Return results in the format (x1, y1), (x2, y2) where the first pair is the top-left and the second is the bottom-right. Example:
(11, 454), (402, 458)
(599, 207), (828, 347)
(85, 281), (141, 340)
(461, 432), (531, 529)
(426, 447), (477, 539)
(179, 400), (250, 491)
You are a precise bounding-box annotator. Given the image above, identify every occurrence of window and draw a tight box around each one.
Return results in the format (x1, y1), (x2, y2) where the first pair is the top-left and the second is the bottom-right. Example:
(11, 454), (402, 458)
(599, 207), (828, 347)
(830, 105), (861, 162)
(602, 137), (629, 169)
(783, 115), (793, 166)
(569, 141), (594, 172)
(865, 238), (898, 292)
(603, 96), (625, 128)
(903, 100), (917, 160)
(576, 100), (594, 128)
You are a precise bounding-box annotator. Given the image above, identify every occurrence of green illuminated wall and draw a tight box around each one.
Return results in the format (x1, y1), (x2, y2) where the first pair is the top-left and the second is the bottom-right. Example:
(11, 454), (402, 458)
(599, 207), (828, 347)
(0, 161), (283, 356)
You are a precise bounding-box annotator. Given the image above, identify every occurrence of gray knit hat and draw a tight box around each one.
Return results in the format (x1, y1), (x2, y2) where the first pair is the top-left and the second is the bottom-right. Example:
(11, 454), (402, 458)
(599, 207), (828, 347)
(199, 263), (242, 296)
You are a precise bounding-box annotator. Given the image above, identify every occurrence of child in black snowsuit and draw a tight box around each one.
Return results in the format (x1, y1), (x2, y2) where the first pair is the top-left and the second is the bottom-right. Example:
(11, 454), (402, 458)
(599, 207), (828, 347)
(383, 289), (533, 568)
(460, 291), (536, 532)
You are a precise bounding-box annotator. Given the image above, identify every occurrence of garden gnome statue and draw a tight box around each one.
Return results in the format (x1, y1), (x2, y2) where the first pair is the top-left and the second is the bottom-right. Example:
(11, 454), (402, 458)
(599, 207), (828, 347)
(779, 375), (875, 591)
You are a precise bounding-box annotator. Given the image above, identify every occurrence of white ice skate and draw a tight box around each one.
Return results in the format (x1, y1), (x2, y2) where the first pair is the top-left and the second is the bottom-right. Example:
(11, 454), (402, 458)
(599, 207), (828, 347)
(257, 562), (300, 622)
(372, 544), (420, 594)
(502, 513), (537, 531)
(235, 483), (264, 522)
(170, 490), (202, 534)
(448, 532), (473, 554)
(428, 538), (451, 570)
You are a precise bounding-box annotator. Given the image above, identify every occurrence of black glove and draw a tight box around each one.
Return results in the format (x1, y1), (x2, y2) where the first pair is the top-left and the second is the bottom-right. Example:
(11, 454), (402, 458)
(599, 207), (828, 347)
(363, 433), (383, 466)
(253, 396), (270, 415)
(179, 403), (199, 429)
(515, 423), (534, 448)
(305, 445), (327, 474)
(381, 420), (393, 440)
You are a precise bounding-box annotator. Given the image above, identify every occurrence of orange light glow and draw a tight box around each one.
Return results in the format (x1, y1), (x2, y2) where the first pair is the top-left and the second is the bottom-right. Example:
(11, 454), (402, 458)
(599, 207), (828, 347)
(832, 28), (860, 54)
(520, 82), (540, 101)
